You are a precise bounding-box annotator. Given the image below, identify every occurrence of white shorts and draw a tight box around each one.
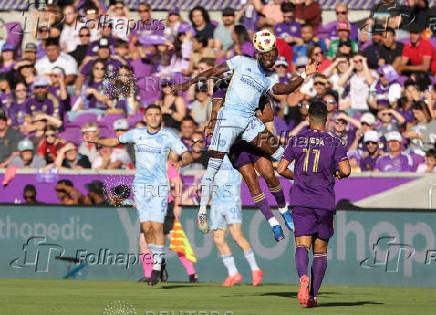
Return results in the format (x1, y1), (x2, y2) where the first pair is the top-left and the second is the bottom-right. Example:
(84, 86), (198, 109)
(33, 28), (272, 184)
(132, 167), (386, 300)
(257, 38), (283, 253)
(209, 108), (265, 153)
(210, 202), (242, 230)
(133, 184), (169, 223)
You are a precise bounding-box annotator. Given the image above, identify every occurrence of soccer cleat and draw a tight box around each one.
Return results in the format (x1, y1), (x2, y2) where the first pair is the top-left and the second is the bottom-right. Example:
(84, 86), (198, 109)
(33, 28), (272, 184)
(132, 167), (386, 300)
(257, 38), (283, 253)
(160, 259), (168, 282)
(306, 296), (318, 308)
(221, 273), (243, 287)
(197, 213), (210, 234)
(297, 274), (310, 306)
(281, 210), (294, 231)
(272, 225), (285, 242)
(189, 273), (199, 283)
(137, 277), (150, 283)
(148, 270), (161, 286)
(252, 269), (263, 287)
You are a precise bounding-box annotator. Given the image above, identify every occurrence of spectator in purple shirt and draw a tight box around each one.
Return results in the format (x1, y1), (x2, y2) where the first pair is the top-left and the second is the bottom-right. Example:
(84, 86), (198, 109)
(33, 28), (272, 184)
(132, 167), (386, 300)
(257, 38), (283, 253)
(86, 22), (116, 57)
(24, 76), (61, 120)
(375, 131), (413, 172)
(324, 4), (358, 42)
(332, 111), (361, 151)
(129, 2), (164, 47)
(274, 3), (301, 45)
(359, 130), (384, 172)
(4, 81), (27, 129)
(0, 43), (16, 75)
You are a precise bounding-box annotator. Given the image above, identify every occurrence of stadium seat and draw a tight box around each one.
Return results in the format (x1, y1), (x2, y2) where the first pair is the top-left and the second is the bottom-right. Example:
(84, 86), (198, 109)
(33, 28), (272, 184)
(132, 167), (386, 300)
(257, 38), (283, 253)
(58, 127), (82, 145)
(99, 113), (125, 129)
(72, 113), (99, 128)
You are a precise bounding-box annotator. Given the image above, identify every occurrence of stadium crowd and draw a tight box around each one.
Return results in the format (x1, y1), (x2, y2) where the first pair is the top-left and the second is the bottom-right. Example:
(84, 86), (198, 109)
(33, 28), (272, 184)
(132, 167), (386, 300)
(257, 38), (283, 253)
(1, 0), (436, 187)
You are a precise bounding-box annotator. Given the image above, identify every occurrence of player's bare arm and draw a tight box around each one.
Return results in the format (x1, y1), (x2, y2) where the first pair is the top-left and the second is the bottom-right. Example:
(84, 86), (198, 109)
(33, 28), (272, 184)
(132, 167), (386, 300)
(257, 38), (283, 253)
(206, 96), (225, 137)
(272, 61), (318, 95)
(335, 160), (351, 179)
(257, 101), (274, 123)
(276, 158), (295, 180)
(173, 63), (229, 92)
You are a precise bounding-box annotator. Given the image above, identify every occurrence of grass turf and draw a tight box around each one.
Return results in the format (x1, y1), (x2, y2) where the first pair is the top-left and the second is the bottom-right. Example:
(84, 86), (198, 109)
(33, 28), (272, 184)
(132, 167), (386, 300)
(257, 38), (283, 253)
(1, 279), (435, 315)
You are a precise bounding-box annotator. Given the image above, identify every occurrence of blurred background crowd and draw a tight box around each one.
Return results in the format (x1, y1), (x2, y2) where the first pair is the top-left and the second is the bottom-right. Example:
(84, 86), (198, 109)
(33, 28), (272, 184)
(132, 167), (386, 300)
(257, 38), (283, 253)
(1, 0), (436, 190)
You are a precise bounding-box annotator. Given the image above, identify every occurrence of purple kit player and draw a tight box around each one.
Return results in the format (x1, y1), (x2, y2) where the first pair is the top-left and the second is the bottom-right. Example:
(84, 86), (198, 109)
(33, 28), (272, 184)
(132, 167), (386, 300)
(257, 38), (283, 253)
(277, 100), (351, 308)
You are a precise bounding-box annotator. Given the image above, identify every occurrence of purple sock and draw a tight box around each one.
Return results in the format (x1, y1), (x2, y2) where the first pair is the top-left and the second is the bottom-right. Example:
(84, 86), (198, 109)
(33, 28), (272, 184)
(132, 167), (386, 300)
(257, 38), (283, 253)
(269, 184), (286, 208)
(295, 246), (309, 278)
(310, 252), (327, 297)
(253, 193), (274, 220)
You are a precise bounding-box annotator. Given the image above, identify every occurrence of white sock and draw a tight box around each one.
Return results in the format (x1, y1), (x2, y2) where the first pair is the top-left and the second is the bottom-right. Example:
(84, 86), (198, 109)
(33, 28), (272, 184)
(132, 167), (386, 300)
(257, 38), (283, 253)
(267, 217), (280, 227)
(199, 157), (223, 213)
(278, 206), (288, 214)
(222, 254), (238, 276)
(243, 249), (259, 271)
(271, 146), (285, 162)
(149, 244), (164, 271)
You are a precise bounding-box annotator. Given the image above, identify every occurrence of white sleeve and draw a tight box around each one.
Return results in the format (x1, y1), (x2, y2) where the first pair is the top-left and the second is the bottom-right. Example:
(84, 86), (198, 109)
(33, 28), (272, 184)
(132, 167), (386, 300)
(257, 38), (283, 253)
(388, 83), (401, 103)
(119, 129), (136, 143)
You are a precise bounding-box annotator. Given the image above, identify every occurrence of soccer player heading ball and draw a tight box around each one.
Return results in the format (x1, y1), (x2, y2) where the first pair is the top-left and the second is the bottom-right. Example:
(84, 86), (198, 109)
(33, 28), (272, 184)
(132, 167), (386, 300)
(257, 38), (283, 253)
(174, 29), (318, 232)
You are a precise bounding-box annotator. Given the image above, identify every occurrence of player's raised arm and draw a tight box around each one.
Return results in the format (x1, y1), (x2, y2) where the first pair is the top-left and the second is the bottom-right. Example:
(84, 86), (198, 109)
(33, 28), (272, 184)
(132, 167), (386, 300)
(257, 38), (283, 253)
(272, 61), (319, 95)
(173, 63), (229, 92)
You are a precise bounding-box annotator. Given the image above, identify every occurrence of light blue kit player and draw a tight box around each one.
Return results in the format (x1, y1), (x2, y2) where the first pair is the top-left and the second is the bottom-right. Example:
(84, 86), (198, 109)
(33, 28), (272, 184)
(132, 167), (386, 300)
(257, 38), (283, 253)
(85, 104), (192, 285)
(174, 29), (318, 232)
(210, 155), (264, 287)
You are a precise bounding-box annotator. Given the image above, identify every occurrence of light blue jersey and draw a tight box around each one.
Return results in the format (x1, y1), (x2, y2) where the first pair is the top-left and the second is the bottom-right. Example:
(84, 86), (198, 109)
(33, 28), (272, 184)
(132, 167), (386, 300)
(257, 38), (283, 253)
(119, 127), (187, 186)
(210, 155), (243, 230)
(225, 55), (278, 115)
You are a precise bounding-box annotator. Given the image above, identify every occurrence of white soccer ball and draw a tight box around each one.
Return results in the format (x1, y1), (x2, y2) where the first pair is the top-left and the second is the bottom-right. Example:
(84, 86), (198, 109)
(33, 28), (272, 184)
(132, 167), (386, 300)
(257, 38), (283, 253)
(253, 30), (276, 53)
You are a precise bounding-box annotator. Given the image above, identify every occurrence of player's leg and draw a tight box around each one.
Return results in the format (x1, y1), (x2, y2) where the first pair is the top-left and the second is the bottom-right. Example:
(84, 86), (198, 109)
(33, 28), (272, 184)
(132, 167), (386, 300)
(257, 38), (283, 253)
(139, 230), (153, 282)
(248, 128), (285, 162)
(198, 110), (243, 233)
(147, 195), (169, 285)
(292, 206), (319, 306)
(210, 205), (242, 287)
(228, 223), (263, 287)
(254, 157), (294, 231)
(307, 209), (334, 307)
(238, 163), (284, 241)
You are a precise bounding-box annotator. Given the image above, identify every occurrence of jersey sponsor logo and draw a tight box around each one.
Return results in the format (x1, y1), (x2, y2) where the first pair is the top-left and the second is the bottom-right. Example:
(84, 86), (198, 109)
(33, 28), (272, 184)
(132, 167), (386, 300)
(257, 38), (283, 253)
(136, 144), (163, 154)
(240, 74), (264, 92)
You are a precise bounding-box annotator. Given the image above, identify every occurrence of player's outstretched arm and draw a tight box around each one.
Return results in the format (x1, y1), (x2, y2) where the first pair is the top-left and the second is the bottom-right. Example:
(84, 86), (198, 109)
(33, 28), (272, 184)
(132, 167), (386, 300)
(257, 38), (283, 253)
(277, 158), (294, 180)
(173, 63), (229, 91)
(179, 152), (193, 168)
(85, 134), (121, 147)
(272, 60), (318, 95)
(336, 160), (351, 179)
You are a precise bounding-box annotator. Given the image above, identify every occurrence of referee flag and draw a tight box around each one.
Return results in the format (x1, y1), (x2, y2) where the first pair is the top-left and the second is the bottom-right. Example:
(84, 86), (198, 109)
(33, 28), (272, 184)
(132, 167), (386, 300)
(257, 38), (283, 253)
(169, 219), (197, 263)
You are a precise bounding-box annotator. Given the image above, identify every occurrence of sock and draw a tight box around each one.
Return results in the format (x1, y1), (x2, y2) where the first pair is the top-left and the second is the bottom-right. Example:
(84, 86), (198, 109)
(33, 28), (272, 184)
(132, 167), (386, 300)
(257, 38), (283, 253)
(140, 252), (153, 278)
(149, 244), (165, 271)
(295, 246), (309, 278)
(310, 252), (328, 297)
(269, 184), (286, 209)
(253, 193), (274, 220)
(178, 252), (196, 276)
(199, 157), (223, 214)
(271, 146), (285, 162)
(222, 254), (238, 276)
(243, 249), (259, 271)
(267, 217), (280, 227)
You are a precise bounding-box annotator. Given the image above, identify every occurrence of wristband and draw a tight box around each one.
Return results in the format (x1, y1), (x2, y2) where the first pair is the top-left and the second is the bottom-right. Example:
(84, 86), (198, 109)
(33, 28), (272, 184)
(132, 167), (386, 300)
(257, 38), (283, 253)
(299, 71), (307, 80)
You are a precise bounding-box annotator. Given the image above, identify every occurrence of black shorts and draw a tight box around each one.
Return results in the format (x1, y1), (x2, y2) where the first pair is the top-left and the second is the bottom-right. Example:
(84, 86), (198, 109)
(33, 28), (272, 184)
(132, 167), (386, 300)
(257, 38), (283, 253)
(163, 201), (175, 235)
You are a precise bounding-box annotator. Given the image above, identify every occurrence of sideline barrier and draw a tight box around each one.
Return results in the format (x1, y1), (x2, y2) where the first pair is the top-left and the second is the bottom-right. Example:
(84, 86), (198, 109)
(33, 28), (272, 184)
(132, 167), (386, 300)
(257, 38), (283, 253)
(1, 205), (435, 286)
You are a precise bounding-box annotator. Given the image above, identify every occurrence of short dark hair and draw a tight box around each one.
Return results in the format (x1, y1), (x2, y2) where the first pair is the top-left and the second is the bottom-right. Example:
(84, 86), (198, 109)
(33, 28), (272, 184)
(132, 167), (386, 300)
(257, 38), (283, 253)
(194, 34), (208, 47)
(57, 179), (73, 187)
(115, 39), (128, 47)
(427, 148), (436, 158)
(323, 88), (339, 104)
(301, 23), (313, 29)
(189, 6), (210, 24)
(24, 184), (36, 193)
(45, 37), (60, 48)
(384, 27), (396, 35)
(145, 104), (161, 113)
(281, 2), (295, 13)
(309, 100), (328, 122)
(182, 116), (195, 123)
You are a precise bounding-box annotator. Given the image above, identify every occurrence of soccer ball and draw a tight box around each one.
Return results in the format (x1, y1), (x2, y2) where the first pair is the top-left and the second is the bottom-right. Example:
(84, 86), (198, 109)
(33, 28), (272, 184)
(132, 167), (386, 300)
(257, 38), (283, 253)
(253, 30), (276, 53)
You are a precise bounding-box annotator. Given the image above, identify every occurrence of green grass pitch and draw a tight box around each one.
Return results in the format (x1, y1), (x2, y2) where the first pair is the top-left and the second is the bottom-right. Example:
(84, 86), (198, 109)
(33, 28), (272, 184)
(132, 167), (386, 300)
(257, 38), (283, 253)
(1, 279), (435, 315)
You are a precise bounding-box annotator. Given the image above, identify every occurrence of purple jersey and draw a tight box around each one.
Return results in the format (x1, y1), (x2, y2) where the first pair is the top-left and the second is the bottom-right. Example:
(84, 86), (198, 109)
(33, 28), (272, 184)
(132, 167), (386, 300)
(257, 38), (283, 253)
(375, 152), (413, 172)
(274, 21), (301, 39)
(25, 97), (54, 116)
(283, 129), (348, 210)
(359, 152), (384, 172)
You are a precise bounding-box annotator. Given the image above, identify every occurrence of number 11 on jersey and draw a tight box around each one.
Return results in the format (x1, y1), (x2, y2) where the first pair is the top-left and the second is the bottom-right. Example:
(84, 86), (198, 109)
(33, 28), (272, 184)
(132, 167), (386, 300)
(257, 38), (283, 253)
(302, 148), (321, 173)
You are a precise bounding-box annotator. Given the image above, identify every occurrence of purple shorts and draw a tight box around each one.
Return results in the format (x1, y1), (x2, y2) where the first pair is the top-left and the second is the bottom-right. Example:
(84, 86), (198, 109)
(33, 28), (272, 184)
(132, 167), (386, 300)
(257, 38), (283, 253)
(228, 141), (270, 170)
(291, 207), (335, 240)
